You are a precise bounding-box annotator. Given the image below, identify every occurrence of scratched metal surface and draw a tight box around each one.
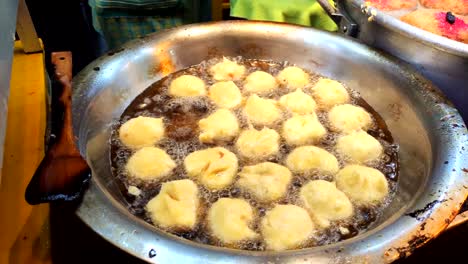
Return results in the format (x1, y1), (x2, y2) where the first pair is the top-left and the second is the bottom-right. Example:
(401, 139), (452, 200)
(0, 0), (19, 182)
(72, 21), (468, 263)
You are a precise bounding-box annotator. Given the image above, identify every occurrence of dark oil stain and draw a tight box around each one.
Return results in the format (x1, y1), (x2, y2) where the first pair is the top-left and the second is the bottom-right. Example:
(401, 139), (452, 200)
(406, 199), (447, 221)
(148, 249), (157, 258)
(395, 235), (430, 258)
(93, 67), (100, 71)
(387, 103), (402, 122)
(239, 43), (265, 57)
(108, 48), (125, 56)
(419, 222), (426, 231)
(462, 168), (468, 173)
(206, 46), (222, 58)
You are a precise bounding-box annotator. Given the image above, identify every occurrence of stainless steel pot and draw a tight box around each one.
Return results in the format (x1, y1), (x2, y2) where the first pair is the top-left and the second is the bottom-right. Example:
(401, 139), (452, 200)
(317, 0), (468, 121)
(72, 21), (468, 263)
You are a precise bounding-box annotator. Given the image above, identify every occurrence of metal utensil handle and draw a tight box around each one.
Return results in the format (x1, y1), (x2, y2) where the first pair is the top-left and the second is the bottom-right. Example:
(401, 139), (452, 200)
(316, 0), (359, 37)
(317, 0), (339, 18)
(316, 0), (341, 25)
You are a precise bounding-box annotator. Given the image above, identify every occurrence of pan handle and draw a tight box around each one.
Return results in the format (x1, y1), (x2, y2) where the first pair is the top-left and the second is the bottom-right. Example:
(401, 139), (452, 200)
(316, 0), (359, 37)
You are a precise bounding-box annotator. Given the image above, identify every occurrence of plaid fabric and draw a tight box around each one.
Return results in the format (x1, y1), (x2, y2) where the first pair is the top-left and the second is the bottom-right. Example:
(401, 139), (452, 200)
(93, 0), (179, 9)
(89, 0), (184, 49)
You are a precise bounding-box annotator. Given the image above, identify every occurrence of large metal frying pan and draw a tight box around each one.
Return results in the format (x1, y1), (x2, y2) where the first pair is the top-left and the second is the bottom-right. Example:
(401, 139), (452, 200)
(72, 21), (468, 263)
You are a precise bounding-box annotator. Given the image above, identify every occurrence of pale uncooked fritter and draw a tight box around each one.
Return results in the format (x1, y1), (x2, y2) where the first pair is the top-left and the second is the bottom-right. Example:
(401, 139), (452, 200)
(311, 78), (350, 109)
(279, 88), (317, 114)
(260, 204), (314, 251)
(119, 116), (164, 149)
(207, 198), (258, 244)
(235, 128), (280, 160)
(299, 180), (353, 228)
(243, 71), (277, 94)
(276, 66), (310, 89)
(286, 146), (339, 175)
(209, 57), (246, 81)
(282, 114), (326, 146)
(146, 179), (200, 230)
(328, 104), (372, 133)
(168, 75), (206, 97)
(208, 81), (242, 109)
(243, 94), (281, 126)
(198, 109), (239, 143)
(335, 165), (389, 204)
(237, 162), (292, 202)
(184, 147), (238, 190)
(336, 130), (383, 163)
(126, 147), (176, 180)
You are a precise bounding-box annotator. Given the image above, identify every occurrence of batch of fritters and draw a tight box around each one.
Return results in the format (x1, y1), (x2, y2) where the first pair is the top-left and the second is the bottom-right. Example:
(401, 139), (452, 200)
(367, 0), (468, 44)
(117, 58), (391, 251)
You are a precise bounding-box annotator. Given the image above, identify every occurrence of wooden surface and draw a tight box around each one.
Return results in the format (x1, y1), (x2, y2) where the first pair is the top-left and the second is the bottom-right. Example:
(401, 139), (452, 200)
(0, 40), (50, 264)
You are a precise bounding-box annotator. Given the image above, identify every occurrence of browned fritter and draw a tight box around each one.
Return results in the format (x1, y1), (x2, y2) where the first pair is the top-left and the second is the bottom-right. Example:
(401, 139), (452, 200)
(420, 0), (468, 16)
(366, 0), (418, 11)
(401, 9), (468, 43)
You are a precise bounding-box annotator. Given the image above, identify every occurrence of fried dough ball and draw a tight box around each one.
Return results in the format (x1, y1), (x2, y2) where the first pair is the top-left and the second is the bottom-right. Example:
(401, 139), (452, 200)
(184, 147), (238, 190)
(198, 109), (239, 143)
(243, 95), (281, 126)
(311, 78), (350, 109)
(335, 165), (389, 205)
(119, 116), (164, 149)
(328, 104), (373, 133)
(336, 131), (383, 163)
(208, 81), (242, 109)
(366, 0), (417, 11)
(276, 66), (310, 89)
(260, 204), (314, 251)
(237, 162), (292, 202)
(146, 179), (199, 230)
(235, 128), (280, 160)
(299, 180), (353, 228)
(420, 0), (468, 15)
(126, 147), (176, 180)
(169, 75), (206, 97)
(244, 71), (277, 94)
(208, 198), (258, 244)
(282, 114), (326, 146)
(401, 9), (468, 44)
(279, 89), (317, 114)
(286, 146), (339, 175)
(210, 57), (246, 81)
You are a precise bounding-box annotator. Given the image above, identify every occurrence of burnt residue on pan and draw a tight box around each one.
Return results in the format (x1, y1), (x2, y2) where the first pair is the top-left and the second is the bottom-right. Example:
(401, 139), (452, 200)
(394, 234), (431, 259)
(107, 48), (125, 56)
(405, 199), (448, 221)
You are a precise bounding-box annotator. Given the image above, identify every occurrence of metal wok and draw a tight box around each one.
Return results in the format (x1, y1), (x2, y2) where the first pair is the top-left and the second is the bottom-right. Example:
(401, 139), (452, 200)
(72, 21), (468, 263)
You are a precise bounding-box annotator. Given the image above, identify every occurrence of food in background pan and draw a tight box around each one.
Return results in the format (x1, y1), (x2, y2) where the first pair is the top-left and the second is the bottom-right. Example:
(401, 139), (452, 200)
(420, 0), (468, 16)
(365, 0), (468, 44)
(366, 0), (418, 11)
(401, 9), (468, 44)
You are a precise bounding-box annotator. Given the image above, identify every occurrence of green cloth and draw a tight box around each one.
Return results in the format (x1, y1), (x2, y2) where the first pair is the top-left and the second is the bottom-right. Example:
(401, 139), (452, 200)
(230, 0), (337, 31)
